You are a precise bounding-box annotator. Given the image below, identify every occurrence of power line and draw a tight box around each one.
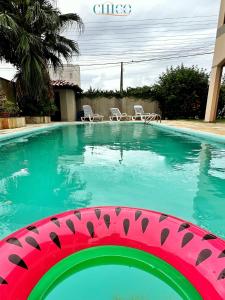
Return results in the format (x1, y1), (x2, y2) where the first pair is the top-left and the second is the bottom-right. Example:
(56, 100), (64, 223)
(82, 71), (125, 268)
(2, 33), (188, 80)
(78, 51), (213, 67)
(80, 49), (213, 57)
(75, 32), (216, 42)
(81, 64), (121, 72)
(80, 51), (214, 72)
(81, 20), (217, 30)
(71, 25), (216, 34)
(77, 37), (214, 52)
(76, 46), (214, 63)
(0, 48), (214, 72)
(70, 28), (216, 40)
(70, 20), (217, 33)
(76, 35), (215, 46)
(82, 15), (217, 24)
(75, 31), (215, 44)
(127, 51), (214, 65)
(0, 50), (213, 72)
(70, 28), (216, 38)
(81, 54), (208, 72)
(80, 40), (215, 57)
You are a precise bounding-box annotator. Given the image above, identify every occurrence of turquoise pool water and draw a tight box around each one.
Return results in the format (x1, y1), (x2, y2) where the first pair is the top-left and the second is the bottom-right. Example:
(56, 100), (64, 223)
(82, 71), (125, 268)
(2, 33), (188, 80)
(46, 264), (182, 300)
(0, 122), (225, 239)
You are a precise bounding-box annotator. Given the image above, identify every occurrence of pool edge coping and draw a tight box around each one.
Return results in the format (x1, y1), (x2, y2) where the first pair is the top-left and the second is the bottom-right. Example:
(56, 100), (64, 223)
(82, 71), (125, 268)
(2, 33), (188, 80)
(150, 122), (225, 144)
(0, 121), (225, 145)
(0, 123), (65, 142)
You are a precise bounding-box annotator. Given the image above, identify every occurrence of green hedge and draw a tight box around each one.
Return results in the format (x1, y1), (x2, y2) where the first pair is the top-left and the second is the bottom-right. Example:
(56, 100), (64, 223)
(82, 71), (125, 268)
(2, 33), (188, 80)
(81, 65), (225, 119)
(81, 86), (153, 99)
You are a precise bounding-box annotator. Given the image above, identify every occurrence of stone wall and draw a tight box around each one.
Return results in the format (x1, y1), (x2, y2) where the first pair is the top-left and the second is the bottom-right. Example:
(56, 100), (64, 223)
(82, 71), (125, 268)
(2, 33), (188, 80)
(77, 96), (160, 120)
(25, 116), (51, 124)
(0, 117), (26, 129)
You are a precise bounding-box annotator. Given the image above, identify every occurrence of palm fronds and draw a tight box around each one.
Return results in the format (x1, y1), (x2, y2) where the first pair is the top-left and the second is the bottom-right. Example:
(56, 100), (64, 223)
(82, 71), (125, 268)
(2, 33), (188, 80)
(0, 0), (83, 115)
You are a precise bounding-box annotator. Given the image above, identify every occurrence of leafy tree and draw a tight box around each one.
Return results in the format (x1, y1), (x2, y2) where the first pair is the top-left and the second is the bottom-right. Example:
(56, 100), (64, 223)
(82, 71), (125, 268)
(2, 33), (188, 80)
(151, 65), (209, 119)
(0, 0), (83, 115)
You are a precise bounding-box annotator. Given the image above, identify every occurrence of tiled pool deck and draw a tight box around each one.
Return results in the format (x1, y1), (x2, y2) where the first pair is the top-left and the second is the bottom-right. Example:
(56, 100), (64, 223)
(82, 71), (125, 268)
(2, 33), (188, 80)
(0, 120), (225, 143)
(162, 120), (225, 136)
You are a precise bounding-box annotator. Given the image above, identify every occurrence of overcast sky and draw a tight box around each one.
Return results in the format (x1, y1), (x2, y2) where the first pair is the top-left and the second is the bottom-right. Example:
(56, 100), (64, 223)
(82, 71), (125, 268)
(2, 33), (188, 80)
(0, 0), (221, 90)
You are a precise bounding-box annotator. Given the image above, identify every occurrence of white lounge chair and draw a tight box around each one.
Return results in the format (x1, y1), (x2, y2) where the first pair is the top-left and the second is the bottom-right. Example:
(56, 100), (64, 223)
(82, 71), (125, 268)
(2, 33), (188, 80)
(81, 105), (104, 122)
(132, 105), (161, 122)
(109, 108), (132, 121)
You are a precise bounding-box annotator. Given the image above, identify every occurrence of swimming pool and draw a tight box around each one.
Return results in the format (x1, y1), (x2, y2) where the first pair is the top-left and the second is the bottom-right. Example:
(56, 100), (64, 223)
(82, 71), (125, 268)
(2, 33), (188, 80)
(0, 122), (225, 241)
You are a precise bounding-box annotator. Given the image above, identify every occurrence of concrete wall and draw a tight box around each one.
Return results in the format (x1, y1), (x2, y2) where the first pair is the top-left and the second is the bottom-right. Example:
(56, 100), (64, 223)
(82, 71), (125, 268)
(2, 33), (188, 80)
(211, 0), (225, 67)
(49, 64), (81, 86)
(205, 0), (225, 121)
(59, 89), (77, 122)
(77, 96), (160, 119)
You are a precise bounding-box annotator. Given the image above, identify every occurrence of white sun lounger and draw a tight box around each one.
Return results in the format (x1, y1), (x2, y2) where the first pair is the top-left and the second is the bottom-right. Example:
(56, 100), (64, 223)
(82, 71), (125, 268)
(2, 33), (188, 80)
(81, 105), (104, 122)
(109, 108), (132, 121)
(132, 105), (161, 122)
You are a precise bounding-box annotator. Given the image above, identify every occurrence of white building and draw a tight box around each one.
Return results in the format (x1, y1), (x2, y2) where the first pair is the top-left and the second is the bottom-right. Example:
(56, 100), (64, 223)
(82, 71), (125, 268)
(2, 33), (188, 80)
(49, 64), (82, 122)
(49, 64), (81, 87)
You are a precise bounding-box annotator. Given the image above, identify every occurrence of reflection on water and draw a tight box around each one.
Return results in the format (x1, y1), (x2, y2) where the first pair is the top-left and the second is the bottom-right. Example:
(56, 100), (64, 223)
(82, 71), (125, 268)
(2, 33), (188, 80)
(0, 123), (225, 238)
(193, 144), (225, 237)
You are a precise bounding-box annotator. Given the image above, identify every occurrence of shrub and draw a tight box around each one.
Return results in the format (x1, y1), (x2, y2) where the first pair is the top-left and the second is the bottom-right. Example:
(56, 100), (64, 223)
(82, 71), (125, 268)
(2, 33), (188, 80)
(81, 86), (154, 99)
(151, 65), (209, 119)
(0, 98), (21, 117)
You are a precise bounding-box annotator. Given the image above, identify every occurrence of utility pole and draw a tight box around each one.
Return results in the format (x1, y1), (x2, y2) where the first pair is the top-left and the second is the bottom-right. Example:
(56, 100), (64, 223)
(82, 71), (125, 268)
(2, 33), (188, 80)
(120, 62), (123, 94)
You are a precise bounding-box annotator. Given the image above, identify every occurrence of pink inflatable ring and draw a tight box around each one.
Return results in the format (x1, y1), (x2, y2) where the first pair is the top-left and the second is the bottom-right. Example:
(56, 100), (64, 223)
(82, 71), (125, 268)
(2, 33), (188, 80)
(0, 206), (225, 299)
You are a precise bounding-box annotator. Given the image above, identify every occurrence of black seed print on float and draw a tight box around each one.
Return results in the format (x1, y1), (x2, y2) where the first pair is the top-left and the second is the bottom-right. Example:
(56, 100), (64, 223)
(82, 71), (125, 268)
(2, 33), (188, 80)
(115, 207), (121, 216)
(202, 234), (217, 241)
(74, 211), (81, 220)
(159, 214), (168, 222)
(104, 215), (111, 229)
(218, 250), (225, 258)
(6, 237), (22, 248)
(0, 276), (7, 284)
(95, 208), (101, 220)
(142, 218), (149, 233)
(178, 223), (190, 232)
(50, 232), (61, 249)
(8, 254), (28, 269)
(181, 233), (194, 248)
(218, 269), (225, 280)
(66, 219), (75, 234)
(196, 249), (212, 266)
(87, 222), (94, 238)
(161, 228), (169, 246)
(27, 226), (39, 234)
(123, 219), (130, 235)
(50, 217), (60, 227)
(135, 210), (142, 221)
(25, 237), (41, 250)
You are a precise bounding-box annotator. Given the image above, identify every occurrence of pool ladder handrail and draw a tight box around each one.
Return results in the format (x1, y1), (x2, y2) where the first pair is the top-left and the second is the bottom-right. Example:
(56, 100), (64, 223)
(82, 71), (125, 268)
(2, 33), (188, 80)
(145, 114), (162, 125)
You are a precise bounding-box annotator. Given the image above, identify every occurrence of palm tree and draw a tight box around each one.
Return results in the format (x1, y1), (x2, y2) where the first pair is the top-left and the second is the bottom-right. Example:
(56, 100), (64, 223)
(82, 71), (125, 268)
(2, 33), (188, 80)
(0, 0), (83, 115)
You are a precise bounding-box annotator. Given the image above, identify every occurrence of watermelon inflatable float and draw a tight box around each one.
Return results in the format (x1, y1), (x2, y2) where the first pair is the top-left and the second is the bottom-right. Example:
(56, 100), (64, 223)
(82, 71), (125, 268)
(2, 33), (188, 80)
(0, 206), (225, 299)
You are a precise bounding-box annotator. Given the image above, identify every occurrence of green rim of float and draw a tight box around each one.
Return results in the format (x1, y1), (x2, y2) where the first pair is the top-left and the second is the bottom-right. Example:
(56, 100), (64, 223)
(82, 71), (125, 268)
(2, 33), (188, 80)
(29, 246), (202, 300)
